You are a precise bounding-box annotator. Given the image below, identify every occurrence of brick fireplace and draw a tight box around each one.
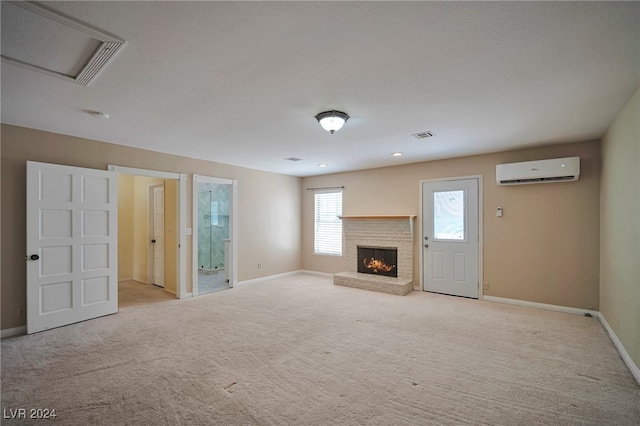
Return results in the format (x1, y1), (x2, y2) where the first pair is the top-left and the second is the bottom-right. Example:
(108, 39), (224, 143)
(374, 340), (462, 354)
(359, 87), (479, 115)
(334, 215), (416, 295)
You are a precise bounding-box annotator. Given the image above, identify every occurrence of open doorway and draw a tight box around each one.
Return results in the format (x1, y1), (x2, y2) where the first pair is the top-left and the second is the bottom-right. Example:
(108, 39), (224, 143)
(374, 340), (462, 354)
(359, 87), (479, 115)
(192, 175), (238, 296)
(117, 175), (175, 306)
(110, 165), (187, 306)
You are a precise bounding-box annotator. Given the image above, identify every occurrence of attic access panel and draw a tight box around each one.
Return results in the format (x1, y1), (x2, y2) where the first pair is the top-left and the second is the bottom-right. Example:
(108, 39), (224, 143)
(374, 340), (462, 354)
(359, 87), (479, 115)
(1, 1), (125, 86)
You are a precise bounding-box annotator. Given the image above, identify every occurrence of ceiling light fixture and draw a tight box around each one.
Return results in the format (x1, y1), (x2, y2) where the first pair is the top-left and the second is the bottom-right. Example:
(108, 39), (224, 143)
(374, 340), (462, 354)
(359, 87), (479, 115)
(391, 152), (403, 157)
(315, 110), (349, 134)
(318, 164), (328, 168)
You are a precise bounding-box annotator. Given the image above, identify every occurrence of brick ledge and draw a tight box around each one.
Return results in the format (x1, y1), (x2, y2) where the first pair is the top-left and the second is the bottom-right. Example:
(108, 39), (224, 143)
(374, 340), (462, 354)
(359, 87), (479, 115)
(334, 272), (414, 296)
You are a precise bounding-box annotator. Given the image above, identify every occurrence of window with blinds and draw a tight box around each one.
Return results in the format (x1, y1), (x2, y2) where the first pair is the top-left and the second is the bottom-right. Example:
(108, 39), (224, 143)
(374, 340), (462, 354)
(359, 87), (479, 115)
(314, 190), (343, 255)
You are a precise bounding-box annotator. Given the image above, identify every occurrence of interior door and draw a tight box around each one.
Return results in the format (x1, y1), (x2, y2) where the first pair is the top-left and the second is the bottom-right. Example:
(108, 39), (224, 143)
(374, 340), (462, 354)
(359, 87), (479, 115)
(26, 161), (118, 334)
(422, 178), (479, 298)
(152, 185), (165, 287)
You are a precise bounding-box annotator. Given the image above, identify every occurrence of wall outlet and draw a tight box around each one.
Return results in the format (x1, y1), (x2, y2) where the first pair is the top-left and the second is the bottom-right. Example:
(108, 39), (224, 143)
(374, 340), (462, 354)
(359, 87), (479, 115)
(17, 308), (25, 318)
(258, 263), (262, 269)
(482, 282), (489, 290)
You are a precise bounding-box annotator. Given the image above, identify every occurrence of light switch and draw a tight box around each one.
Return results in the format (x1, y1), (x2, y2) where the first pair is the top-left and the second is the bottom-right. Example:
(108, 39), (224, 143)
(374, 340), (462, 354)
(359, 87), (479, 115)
(185, 227), (192, 235)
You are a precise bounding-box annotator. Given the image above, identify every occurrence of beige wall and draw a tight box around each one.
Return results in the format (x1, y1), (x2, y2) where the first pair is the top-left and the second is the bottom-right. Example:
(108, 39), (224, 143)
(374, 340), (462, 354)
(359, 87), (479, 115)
(600, 88), (639, 367)
(302, 140), (601, 310)
(0, 124), (302, 330)
(117, 175), (135, 281)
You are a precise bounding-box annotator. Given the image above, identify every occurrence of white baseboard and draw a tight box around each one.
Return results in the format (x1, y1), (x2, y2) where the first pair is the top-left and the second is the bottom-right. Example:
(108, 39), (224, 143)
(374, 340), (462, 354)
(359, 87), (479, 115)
(483, 295), (639, 386)
(1, 325), (26, 339)
(236, 270), (301, 286)
(299, 270), (334, 278)
(482, 295), (598, 316)
(595, 312), (640, 385)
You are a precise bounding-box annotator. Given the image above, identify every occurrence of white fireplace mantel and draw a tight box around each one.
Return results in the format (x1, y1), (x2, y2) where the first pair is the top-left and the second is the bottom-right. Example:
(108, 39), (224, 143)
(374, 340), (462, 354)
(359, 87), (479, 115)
(338, 215), (416, 220)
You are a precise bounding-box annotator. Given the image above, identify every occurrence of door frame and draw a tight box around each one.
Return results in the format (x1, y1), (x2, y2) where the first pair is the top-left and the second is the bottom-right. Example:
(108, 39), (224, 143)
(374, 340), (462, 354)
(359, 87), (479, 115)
(108, 165), (188, 299)
(418, 175), (484, 298)
(192, 174), (238, 296)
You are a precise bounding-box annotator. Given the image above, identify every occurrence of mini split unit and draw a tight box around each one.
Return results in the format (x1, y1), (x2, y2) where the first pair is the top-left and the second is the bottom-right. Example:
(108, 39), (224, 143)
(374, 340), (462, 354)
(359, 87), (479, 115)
(496, 157), (580, 186)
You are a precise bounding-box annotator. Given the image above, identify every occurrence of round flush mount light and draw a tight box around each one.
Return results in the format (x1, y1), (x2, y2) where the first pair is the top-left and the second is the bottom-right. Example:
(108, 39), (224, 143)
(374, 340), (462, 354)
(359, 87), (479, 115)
(90, 111), (110, 120)
(391, 152), (403, 157)
(315, 110), (349, 134)
(318, 163), (328, 168)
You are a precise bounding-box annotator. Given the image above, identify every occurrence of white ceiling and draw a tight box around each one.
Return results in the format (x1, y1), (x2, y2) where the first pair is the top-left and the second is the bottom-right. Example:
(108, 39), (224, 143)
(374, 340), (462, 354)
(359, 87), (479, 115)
(2, 1), (638, 177)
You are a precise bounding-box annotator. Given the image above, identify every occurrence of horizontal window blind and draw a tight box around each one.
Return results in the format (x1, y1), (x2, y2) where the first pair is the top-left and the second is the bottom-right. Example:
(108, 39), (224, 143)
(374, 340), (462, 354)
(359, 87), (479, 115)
(314, 191), (342, 255)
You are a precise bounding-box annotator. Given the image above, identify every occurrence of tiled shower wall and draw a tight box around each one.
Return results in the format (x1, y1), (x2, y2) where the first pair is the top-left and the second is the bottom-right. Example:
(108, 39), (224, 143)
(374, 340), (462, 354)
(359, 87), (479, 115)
(198, 183), (230, 270)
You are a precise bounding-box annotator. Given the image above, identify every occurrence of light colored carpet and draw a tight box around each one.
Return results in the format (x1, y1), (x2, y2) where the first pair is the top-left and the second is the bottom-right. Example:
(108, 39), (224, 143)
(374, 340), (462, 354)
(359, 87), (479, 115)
(118, 280), (176, 308)
(2, 273), (639, 425)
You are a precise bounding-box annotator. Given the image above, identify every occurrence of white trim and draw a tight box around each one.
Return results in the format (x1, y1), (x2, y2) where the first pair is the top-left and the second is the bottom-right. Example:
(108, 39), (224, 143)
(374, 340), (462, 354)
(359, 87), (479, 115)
(184, 292), (193, 299)
(483, 295), (640, 386)
(108, 165), (181, 180)
(595, 312), (640, 385)
(192, 175), (238, 297)
(419, 175), (483, 297)
(477, 176), (484, 299)
(1, 326), (26, 339)
(299, 270), (334, 278)
(107, 165), (187, 299)
(482, 295), (598, 316)
(236, 271), (301, 286)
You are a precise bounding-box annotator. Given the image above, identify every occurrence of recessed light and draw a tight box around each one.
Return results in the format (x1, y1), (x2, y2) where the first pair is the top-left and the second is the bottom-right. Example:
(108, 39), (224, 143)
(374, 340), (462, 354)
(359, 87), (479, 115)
(90, 111), (110, 120)
(318, 164), (328, 168)
(391, 152), (403, 157)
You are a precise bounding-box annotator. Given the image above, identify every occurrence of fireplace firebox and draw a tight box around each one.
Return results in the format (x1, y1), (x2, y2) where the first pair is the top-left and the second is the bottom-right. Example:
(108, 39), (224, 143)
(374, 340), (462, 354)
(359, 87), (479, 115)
(357, 245), (398, 278)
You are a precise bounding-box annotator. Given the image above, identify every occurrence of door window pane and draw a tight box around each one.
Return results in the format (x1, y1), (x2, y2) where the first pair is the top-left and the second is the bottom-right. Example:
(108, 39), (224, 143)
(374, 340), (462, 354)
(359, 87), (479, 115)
(433, 190), (465, 240)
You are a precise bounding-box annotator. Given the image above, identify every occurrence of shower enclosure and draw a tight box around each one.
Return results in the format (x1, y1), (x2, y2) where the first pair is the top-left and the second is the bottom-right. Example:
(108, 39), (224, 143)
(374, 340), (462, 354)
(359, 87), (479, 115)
(193, 174), (237, 296)
(198, 182), (229, 270)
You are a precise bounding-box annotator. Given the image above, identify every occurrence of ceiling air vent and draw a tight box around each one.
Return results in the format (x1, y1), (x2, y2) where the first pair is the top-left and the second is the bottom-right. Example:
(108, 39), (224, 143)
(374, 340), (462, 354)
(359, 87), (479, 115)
(284, 157), (303, 162)
(411, 131), (435, 139)
(1, 1), (125, 86)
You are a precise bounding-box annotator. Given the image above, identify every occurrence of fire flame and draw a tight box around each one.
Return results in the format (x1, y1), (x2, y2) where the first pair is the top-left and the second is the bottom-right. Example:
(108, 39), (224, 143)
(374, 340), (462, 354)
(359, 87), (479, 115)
(363, 257), (395, 273)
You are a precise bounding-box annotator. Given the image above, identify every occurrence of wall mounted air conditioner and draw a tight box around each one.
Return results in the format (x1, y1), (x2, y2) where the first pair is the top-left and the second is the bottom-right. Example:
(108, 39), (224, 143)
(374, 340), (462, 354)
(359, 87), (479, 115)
(496, 157), (580, 186)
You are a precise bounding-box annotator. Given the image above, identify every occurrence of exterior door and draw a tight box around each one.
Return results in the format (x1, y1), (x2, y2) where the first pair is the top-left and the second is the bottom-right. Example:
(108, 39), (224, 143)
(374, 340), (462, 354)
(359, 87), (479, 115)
(423, 178), (479, 298)
(26, 161), (118, 334)
(152, 185), (165, 287)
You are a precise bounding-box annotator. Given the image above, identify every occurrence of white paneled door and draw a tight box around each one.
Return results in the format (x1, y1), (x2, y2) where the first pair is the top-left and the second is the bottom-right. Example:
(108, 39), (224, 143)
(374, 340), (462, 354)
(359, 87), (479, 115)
(423, 178), (479, 299)
(152, 185), (165, 287)
(26, 161), (118, 334)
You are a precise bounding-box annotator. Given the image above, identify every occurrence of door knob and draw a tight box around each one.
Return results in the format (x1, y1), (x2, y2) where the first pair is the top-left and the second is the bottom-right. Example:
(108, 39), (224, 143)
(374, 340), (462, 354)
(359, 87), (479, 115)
(424, 244), (429, 248)
(29, 254), (40, 260)
(151, 239), (156, 243)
